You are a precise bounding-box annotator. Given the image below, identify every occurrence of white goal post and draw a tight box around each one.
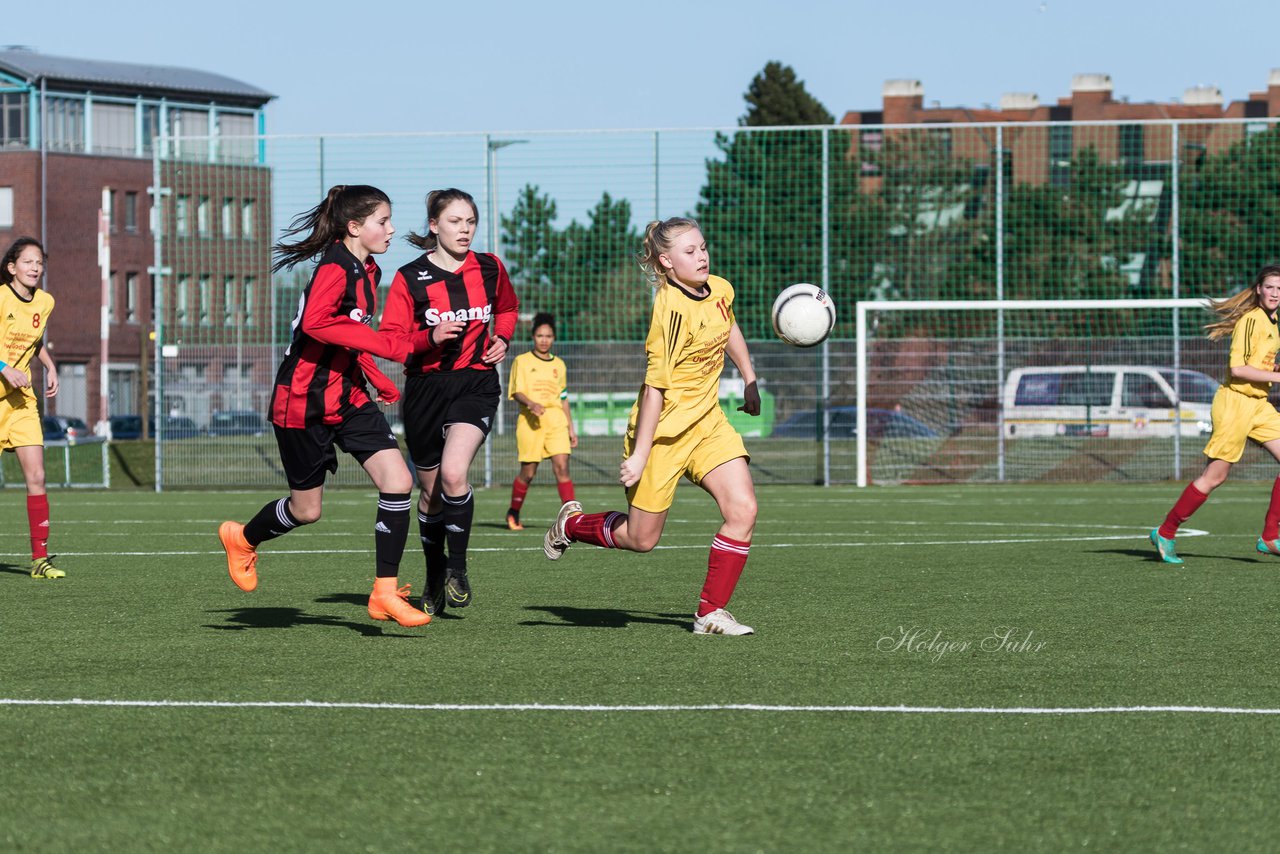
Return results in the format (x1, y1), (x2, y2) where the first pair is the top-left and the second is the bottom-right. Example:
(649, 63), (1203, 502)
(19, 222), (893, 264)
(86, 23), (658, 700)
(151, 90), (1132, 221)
(855, 298), (1212, 487)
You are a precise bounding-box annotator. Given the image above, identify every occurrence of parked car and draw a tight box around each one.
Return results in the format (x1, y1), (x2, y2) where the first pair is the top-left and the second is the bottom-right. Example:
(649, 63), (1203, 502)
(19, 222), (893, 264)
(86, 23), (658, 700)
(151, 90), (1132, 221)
(149, 415), (203, 439)
(771, 407), (940, 440)
(109, 414), (144, 440)
(42, 415), (105, 445)
(207, 410), (268, 437)
(1002, 365), (1216, 439)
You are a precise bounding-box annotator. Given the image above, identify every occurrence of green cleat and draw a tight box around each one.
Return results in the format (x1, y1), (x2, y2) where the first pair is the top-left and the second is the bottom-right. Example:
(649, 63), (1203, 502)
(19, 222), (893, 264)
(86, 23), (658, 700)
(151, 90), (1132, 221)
(1256, 537), (1280, 557)
(1149, 529), (1183, 565)
(30, 556), (65, 579)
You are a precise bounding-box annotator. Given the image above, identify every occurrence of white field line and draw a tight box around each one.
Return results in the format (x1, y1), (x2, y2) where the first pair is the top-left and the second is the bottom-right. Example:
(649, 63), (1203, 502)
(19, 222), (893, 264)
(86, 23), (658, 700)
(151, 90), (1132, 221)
(1, 698), (1279, 716)
(0, 528), (1209, 558)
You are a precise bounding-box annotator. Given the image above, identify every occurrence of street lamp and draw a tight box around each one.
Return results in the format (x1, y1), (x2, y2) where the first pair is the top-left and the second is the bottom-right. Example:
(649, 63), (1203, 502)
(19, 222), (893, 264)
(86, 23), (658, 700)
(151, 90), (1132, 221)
(485, 137), (528, 255)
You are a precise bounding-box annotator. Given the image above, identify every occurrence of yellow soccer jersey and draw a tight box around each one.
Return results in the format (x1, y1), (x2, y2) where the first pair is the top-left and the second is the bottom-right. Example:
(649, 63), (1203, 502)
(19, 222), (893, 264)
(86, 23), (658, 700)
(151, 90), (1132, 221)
(0, 284), (54, 404)
(632, 275), (735, 440)
(508, 351), (568, 428)
(1226, 306), (1280, 399)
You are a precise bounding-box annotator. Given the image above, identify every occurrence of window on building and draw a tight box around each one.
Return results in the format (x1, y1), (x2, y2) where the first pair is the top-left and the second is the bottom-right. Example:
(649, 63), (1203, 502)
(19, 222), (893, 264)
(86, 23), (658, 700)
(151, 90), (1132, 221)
(0, 187), (13, 229)
(125, 192), (138, 232)
(1119, 124), (1144, 167)
(221, 198), (234, 238)
(106, 189), (117, 232)
(241, 199), (256, 239)
(859, 127), (883, 177)
(0, 91), (27, 148)
(197, 197), (210, 236)
(1048, 121), (1073, 189)
(107, 271), (118, 323)
(46, 97), (85, 152)
(126, 273), (138, 323)
(198, 276), (210, 326)
(244, 278), (255, 327)
(218, 112), (256, 164)
(141, 104), (161, 157)
(175, 276), (189, 324)
(175, 195), (190, 236)
(92, 102), (136, 157)
(173, 108), (210, 162)
(223, 276), (236, 326)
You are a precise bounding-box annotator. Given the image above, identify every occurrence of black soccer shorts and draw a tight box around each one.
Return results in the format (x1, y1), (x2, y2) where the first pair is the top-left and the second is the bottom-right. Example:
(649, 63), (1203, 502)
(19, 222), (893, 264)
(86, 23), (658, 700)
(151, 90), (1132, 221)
(402, 369), (501, 470)
(274, 402), (401, 490)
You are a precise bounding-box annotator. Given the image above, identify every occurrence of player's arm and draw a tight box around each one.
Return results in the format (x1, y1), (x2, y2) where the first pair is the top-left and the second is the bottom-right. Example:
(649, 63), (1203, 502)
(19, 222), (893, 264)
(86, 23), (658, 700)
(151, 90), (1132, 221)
(724, 321), (760, 416)
(621, 384), (663, 488)
(483, 256), (519, 365)
(357, 352), (399, 404)
(302, 266), (429, 361)
(35, 340), (58, 398)
(561, 396), (578, 447)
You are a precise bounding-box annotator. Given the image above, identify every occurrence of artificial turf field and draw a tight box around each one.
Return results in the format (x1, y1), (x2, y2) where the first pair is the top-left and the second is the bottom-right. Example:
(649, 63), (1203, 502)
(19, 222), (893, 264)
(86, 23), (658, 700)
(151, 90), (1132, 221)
(4, 481), (1280, 851)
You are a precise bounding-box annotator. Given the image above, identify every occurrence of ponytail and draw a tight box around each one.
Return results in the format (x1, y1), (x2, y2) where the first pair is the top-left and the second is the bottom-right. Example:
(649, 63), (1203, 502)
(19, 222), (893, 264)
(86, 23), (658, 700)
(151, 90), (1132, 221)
(272, 185), (390, 273)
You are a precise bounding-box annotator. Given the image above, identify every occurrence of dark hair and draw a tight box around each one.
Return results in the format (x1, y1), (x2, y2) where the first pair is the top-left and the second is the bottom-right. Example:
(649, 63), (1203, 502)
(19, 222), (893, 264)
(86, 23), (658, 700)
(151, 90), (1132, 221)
(0, 237), (46, 285)
(531, 312), (555, 335)
(272, 185), (391, 273)
(407, 188), (479, 251)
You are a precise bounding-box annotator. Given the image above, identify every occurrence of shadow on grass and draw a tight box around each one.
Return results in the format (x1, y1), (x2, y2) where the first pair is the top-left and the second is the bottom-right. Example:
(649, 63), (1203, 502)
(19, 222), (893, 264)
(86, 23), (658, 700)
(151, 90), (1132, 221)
(315, 590), (466, 620)
(205, 599), (422, 636)
(521, 605), (689, 630)
(1093, 547), (1260, 565)
(0, 561), (29, 576)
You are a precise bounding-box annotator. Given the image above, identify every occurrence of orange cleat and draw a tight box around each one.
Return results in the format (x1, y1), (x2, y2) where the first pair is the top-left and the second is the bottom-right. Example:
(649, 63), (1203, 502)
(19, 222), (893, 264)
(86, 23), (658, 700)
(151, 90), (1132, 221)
(368, 578), (431, 627)
(218, 521), (259, 592)
(506, 509), (524, 531)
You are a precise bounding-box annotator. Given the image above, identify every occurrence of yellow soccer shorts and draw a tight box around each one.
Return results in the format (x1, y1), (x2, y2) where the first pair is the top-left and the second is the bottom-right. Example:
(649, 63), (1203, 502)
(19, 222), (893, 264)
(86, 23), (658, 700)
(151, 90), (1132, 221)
(624, 405), (749, 513)
(1203, 386), (1280, 463)
(516, 414), (572, 463)
(0, 395), (44, 451)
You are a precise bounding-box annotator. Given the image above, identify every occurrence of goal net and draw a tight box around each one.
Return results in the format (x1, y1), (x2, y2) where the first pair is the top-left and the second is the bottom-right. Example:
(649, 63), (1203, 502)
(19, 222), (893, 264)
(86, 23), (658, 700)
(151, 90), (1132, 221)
(852, 298), (1250, 486)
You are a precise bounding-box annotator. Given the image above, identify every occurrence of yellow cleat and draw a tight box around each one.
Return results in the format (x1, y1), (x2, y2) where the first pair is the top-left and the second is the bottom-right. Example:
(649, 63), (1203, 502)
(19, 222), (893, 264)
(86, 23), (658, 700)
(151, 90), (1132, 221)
(30, 556), (65, 579)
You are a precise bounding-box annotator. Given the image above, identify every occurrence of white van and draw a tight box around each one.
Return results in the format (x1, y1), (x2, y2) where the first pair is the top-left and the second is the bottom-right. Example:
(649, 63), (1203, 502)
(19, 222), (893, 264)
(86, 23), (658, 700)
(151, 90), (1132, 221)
(1003, 365), (1218, 438)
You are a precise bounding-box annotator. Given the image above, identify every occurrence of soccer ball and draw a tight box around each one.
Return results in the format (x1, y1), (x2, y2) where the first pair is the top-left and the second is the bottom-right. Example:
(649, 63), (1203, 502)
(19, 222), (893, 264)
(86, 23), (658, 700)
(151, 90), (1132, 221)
(771, 283), (836, 347)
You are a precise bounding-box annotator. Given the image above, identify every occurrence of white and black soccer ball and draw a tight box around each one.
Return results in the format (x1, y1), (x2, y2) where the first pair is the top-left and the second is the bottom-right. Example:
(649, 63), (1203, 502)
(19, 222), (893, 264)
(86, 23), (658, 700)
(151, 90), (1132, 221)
(771, 283), (836, 347)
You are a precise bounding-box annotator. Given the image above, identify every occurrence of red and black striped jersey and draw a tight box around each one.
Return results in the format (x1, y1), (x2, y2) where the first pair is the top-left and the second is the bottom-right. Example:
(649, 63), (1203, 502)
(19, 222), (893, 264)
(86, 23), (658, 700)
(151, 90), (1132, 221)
(382, 250), (519, 375)
(270, 241), (423, 428)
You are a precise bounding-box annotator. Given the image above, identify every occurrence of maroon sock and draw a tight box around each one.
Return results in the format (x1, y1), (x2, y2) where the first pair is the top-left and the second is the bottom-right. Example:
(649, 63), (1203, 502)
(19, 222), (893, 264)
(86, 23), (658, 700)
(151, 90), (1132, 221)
(557, 480), (576, 503)
(565, 511), (623, 548)
(27, 493), (49, 559)
(510, 479), (528, 512)
(1263, 478), (1280, 541)
(698, 534), (750, 617)
(1159, 483), (1208, 539)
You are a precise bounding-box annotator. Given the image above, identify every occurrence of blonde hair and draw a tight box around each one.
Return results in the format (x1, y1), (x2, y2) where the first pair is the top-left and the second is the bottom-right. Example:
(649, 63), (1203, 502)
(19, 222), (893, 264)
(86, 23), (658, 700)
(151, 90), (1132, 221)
(1204, 264), (1280, 340)
(637, 217), (702, 286)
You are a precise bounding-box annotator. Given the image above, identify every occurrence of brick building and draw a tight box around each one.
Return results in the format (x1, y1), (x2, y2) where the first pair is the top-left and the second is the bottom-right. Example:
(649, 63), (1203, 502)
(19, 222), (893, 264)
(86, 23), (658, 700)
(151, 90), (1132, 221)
(841, 70), (1280, 188)
(0, 48), (273, 428)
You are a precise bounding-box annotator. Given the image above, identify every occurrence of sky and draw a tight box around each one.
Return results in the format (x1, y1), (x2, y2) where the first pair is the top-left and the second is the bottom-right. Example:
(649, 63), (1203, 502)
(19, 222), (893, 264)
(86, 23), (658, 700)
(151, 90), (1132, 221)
(18, 0), (1280, 135)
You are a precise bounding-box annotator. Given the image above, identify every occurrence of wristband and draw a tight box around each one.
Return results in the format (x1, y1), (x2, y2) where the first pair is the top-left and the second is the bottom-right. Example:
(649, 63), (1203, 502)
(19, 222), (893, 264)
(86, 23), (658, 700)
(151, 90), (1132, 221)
(0, 361), (8, 371)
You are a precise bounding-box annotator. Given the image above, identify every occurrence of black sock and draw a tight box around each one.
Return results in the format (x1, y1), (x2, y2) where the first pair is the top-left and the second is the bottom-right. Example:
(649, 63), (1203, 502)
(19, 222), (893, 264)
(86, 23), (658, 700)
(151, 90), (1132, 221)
(374, 493), (411, 579)
(441, 489), (474, 576)
(243, 497), (303, 547)
(418, 510), (447, 581)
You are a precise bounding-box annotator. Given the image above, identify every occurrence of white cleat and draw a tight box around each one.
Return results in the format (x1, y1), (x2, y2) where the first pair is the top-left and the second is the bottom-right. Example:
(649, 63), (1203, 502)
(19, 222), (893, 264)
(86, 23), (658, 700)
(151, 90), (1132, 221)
(543, 500), (583, 560)
(692, 608), (754, 636)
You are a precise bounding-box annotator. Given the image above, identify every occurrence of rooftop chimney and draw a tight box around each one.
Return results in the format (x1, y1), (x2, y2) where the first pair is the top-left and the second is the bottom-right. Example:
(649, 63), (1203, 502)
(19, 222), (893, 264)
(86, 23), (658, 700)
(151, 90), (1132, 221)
(1071, 73), (1113, 93)
(999, 93), (1040, 111)
(882, 79), (924, 98)
(1182, 85), (1223, 106)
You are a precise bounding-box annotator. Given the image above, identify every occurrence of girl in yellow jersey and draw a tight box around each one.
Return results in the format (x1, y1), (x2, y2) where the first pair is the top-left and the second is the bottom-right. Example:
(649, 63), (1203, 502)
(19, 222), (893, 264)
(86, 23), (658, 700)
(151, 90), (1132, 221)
(506, 312), (578, 530)
(0, 238), (63, 579)
(542, 218), (762, 635)
(1151, 265), (1280, 564)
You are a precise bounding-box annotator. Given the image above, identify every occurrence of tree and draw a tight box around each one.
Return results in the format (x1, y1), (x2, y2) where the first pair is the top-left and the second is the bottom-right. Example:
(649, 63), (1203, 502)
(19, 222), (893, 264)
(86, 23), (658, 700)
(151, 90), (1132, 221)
(500, 184), (563, 293)
(696, 63), (845, 337)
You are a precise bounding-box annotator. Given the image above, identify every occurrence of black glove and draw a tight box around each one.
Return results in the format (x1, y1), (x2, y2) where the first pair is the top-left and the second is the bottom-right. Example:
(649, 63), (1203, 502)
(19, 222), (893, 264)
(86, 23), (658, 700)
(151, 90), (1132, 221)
(737, 380), (761, 416)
